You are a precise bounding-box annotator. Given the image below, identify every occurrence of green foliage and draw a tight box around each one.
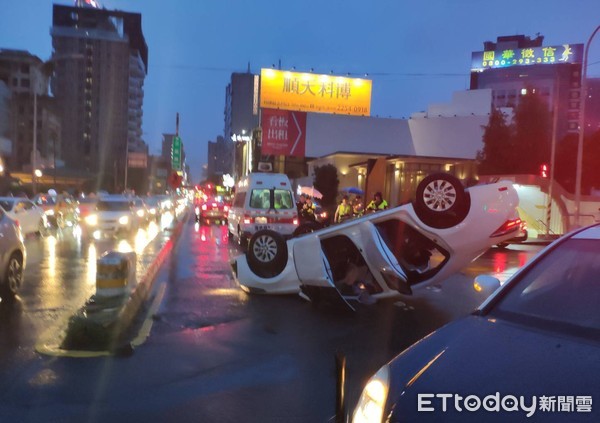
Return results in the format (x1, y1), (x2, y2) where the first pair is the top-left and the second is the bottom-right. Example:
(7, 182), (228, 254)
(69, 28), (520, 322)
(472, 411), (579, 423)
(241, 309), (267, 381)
(313, 164), (339, 207)
(478, 91), (551, 175)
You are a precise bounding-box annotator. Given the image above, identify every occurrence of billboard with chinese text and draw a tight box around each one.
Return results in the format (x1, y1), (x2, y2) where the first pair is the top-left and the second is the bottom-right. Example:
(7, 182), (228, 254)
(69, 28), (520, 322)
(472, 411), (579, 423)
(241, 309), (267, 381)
(471, 44), (583, 71)
(260, 108), (306, 157)
(260, 69), (371, 116)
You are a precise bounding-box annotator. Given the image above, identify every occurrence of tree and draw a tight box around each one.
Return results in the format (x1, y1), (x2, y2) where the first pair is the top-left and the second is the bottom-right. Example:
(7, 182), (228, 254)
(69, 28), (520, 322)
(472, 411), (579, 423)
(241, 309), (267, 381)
(313, 164), (339, 207)
(477, 108), (514, 174)
(477, 90), (552, 175)
(512, 90), (551, 173)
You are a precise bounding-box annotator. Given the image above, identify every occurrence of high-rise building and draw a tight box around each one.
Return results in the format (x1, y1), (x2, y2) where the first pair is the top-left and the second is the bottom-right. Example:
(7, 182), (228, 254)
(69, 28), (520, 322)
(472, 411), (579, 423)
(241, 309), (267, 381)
(470, 34), (584, 140)
(207, 135), (232, 181)
(224, 72), (260, 177)
(50, 4), (148, 190)
(0, 49), (61, 172)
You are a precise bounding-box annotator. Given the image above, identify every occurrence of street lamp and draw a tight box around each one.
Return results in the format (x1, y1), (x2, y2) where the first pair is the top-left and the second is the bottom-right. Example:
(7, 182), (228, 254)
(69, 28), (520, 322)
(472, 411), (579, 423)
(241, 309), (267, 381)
(575, 24), (600, 228)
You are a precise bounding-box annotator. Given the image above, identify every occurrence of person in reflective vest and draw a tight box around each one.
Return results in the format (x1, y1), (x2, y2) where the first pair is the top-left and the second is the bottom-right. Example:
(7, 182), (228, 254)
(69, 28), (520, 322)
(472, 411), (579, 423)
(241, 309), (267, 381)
(301, 197), (316, 221)
(334, 195), (353, 223)
(366, 192), (388, 212)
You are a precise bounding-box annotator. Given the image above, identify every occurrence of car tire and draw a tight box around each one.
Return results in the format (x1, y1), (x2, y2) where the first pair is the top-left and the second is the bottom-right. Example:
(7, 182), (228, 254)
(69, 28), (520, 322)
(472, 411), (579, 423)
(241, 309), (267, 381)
(0, 253), (23, 300)
(293, 222), (322, 237)
(246, 230), (288, 278)
(414, 173), (469, 229)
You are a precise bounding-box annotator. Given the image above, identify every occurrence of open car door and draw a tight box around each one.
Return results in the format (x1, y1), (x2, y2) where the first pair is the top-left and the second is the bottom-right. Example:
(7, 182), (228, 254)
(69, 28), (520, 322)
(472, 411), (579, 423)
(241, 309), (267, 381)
(355, 221), (412, 295)
(293, 235), (356, 311)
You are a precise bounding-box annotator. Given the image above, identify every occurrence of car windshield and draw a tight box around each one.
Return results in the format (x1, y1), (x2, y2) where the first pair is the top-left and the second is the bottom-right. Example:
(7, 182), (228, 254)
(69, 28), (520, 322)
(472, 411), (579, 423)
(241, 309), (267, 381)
(0, 200), (15, 211)
(249, 189), (294, 210)
(96, 201), (131, 212)
(491, 239), (600, 338)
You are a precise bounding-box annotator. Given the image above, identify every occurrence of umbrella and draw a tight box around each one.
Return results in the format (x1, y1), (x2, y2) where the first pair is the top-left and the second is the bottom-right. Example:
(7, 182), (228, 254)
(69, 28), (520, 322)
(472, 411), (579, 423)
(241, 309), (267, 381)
(300, 186), (323, 199)
(341, 186), (364, 195)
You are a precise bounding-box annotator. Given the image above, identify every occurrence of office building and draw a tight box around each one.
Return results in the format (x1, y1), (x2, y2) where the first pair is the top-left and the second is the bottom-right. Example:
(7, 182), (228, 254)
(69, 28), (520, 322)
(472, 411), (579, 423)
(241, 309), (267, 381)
(51, 4), (148, 190)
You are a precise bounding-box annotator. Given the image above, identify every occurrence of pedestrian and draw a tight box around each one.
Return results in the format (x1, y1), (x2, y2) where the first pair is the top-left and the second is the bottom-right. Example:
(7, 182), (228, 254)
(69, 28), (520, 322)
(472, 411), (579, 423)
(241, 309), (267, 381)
(301, 196), (317, 221)
(353, 195), (364, 217)
(334, 195), (353, 223)
(296, 194), (307, 214)
(366, 192), (388, 213)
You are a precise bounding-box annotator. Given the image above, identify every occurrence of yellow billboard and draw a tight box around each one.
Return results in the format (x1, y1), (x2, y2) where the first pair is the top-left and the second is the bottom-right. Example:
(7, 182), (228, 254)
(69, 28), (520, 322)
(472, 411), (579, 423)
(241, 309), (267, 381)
(260, 69), (372, 117)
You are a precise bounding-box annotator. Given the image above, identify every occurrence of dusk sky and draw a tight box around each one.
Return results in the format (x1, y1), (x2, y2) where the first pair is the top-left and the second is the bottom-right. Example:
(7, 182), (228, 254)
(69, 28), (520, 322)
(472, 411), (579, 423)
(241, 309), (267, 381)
(2, 0), (599, 182)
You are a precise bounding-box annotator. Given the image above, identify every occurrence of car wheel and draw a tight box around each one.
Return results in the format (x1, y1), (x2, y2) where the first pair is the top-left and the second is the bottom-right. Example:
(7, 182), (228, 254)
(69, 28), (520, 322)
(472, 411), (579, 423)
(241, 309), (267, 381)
(293, 222), (322, 237)
(0, 253), (23, 300)
(246, 230), (288, 278)
(414, 173), (469, 229)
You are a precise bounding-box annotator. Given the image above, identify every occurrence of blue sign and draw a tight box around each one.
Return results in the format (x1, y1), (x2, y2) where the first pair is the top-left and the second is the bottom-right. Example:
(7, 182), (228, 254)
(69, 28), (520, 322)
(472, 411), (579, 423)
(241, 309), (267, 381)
(471, 44), (583, 72)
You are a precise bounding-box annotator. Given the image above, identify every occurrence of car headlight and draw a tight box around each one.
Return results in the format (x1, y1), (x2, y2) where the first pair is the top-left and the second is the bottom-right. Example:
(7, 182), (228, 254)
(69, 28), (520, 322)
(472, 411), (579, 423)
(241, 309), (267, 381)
(352, 365), (390, 423)
(85, 214), (98, 226)
(45, 209), (55, 216)
(149, 208), (156, 215)
(118, 216), (129, 225)
(136, 209), (145, 217)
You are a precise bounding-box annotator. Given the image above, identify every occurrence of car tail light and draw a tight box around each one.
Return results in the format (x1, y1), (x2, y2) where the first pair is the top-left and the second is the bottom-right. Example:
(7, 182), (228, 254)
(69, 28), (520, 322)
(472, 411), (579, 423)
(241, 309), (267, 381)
(243, 214), (252, 224)
(490, 218), (522, 237)
(320, 211), (328, 218)
(293, 218), (298, 225)
(212, 203), (217, 208)
(202, 204), (207, 211)
(224, 205), (229, 212)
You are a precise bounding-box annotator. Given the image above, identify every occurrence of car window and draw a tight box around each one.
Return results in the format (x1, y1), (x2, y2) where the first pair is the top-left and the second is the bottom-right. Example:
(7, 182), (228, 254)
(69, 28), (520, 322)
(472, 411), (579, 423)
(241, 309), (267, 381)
(97, 201), (131, 212)
(0, 200), (14, 211)
(492, 239), (600, 336)
(374, 219), (449, 282)
(249, 189), (293, 210)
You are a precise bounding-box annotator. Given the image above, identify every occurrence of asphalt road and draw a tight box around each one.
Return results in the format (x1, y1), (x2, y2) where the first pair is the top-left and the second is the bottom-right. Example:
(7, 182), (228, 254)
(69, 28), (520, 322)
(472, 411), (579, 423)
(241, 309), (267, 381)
(0, 217), (544, 422)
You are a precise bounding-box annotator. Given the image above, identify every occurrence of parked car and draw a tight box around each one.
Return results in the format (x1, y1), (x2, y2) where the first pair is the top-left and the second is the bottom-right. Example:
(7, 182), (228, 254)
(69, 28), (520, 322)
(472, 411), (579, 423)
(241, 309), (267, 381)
(0, 197), (48, 236)
(81, 195), (137, 238)
(195, 197), (229, 224)
(232, 174), (520, 309)
(32, 193), (78, 228)
(0, 207), (26, 300)
(350, 224), (600, 422)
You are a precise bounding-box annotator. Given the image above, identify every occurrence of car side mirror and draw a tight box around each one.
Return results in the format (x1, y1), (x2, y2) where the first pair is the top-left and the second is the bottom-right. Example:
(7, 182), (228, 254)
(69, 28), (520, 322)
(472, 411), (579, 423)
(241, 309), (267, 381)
(473, 275), (501, 295)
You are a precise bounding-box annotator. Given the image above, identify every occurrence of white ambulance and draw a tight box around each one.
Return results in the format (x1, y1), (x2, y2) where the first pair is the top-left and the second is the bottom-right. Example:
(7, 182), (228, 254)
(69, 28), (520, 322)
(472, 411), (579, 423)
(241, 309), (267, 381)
(227, 173), (299, 246)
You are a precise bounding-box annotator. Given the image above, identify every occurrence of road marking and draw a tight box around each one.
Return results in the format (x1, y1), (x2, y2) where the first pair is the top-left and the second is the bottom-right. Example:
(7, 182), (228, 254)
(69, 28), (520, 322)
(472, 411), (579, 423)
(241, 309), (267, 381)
(131, 282), (166, 347)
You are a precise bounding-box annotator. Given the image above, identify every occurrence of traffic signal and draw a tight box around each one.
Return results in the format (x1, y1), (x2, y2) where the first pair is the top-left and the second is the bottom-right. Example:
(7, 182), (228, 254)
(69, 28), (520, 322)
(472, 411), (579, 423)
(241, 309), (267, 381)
(540, 163), (549, 178)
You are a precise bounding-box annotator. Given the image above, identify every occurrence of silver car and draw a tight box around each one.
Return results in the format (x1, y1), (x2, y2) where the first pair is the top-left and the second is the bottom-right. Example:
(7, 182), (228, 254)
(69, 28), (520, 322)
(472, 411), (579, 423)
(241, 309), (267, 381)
(0, 207), (26, 300)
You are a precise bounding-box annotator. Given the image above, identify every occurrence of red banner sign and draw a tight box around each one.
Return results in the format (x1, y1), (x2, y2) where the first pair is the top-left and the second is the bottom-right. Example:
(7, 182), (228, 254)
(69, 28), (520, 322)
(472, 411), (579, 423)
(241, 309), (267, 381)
(260, 109), (306, 157)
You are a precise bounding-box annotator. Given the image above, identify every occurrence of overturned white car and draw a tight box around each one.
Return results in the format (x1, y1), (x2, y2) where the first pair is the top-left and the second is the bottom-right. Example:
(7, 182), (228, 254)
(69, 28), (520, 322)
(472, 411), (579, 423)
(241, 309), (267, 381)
(232, 174), (520, 310)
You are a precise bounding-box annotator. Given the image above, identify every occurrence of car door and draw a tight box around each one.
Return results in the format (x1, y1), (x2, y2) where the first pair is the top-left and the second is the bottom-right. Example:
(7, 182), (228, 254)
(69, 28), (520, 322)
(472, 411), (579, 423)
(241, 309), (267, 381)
(293, 234), (357, 311)
(354, 220), (412, 294)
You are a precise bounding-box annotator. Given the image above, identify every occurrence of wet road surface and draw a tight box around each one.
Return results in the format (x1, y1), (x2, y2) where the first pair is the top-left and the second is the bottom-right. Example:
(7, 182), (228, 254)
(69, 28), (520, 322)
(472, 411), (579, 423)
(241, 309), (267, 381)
(0, 218), (545, 422)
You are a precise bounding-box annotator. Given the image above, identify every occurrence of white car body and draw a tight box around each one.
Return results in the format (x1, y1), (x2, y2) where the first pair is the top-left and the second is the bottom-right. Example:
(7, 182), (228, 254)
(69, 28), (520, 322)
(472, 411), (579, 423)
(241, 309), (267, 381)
(0, 197), (47, 236)
(233, 177), (520, 309)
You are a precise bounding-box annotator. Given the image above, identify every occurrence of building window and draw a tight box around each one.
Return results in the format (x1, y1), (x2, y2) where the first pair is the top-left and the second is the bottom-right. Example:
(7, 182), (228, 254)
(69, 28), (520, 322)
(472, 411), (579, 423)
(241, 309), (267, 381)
(20, 79), (30, 88)
(20, 64), (29, 74)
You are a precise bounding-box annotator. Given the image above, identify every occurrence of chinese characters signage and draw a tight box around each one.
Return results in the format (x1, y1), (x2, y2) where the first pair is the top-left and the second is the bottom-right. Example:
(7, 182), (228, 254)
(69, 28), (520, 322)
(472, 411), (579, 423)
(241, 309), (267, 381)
(260, 108), (306, 157)
(471, 44), (583, 71)
(260, 69), (371, 116)
(171, 135), (182, 170)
